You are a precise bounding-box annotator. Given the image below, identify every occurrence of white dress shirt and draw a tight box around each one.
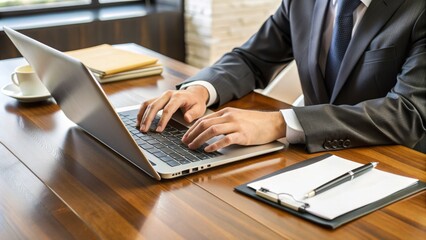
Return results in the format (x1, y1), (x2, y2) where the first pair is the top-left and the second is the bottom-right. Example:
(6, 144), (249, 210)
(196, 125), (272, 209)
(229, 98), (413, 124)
(181, 0), (371, 144)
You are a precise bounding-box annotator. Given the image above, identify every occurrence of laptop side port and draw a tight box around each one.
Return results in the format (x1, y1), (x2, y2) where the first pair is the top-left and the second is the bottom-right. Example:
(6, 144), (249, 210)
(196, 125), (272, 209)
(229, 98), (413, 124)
(182, 169), (190, 175)
(192, 167), (198, 172)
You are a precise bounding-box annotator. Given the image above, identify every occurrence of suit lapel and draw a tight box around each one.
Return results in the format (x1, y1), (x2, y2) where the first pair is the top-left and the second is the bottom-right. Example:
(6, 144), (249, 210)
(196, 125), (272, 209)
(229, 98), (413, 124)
(331, 0), (404, 102)
(308, 0), (330, 103)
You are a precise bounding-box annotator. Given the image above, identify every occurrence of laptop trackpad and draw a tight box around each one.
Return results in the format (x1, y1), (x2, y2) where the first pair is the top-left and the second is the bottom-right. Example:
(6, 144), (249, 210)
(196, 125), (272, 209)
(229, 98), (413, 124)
(206, 135), (242, 155)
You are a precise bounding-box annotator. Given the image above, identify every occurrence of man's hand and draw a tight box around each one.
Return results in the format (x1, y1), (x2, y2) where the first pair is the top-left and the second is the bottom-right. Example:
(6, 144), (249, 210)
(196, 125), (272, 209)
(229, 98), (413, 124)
(182, 107), (286, 152)
(136, 85), (209, 132)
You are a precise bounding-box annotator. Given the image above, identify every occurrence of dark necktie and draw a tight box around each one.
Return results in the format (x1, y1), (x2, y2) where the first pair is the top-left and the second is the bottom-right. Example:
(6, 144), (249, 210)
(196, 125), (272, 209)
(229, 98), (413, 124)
(325, 0), (361, 94)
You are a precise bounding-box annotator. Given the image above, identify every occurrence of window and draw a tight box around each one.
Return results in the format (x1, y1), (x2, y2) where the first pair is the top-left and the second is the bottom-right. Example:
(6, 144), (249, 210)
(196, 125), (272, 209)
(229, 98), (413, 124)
(99, 0), (137, 3)
(0, 0), (145, 16)
(0, 1), (90, 11)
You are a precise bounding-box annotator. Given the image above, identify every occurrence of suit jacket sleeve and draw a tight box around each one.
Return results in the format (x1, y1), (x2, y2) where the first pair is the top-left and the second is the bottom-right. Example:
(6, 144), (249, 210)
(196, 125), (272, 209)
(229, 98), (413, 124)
(181, 1), (294, 106)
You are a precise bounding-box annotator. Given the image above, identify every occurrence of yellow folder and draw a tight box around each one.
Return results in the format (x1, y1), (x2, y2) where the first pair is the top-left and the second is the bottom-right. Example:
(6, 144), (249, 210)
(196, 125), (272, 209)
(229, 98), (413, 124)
(66, 44), (158, 76)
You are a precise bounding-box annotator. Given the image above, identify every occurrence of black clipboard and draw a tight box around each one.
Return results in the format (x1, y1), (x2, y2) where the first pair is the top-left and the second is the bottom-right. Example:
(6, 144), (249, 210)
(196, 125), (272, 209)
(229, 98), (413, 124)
(234, 154), (426, 229)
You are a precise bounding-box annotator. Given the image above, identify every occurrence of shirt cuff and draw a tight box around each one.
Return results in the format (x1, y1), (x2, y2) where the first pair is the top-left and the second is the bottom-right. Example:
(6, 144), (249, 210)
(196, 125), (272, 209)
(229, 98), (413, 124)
(280, 109), (306, 144)
(180, 81), (218, 107)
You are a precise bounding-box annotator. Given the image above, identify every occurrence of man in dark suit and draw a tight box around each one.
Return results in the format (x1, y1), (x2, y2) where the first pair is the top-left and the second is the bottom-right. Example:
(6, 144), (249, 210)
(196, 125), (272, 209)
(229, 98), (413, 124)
(137, 0), (425, 153)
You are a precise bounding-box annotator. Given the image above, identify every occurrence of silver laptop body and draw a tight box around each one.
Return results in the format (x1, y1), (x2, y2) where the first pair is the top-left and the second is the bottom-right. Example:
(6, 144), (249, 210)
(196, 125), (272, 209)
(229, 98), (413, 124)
(4, 26), (284, 180)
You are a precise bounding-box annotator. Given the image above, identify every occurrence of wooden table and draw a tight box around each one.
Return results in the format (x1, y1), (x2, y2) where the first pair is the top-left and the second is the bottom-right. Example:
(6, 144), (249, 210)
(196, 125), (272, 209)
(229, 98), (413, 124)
(0, 43), (424, 240)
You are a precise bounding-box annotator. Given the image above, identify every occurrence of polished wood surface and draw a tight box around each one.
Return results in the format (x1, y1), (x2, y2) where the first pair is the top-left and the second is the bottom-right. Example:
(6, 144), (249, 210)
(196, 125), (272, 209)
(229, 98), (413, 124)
(0, 44), (425, 239)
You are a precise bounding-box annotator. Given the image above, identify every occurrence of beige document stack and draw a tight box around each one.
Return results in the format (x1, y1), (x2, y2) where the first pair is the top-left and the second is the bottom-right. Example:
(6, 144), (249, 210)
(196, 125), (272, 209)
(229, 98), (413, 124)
(67, 44), (163, 83)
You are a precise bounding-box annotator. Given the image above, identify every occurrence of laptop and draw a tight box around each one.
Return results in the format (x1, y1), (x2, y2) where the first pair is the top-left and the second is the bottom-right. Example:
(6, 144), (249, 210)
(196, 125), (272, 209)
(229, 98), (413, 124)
(4, 26), (284, 180)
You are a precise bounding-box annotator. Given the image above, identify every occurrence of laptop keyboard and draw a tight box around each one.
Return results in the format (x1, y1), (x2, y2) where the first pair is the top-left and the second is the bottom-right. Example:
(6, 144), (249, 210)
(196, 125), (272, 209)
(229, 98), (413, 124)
(119, 112), (221, 167)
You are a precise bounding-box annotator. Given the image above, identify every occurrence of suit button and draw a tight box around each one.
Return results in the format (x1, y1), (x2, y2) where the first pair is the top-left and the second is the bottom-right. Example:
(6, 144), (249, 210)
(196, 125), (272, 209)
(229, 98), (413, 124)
(324, 140), (332, 150)
(338, 139), (344, 148)
(343, 139), (351, 148)
(331, 140), (338, 149)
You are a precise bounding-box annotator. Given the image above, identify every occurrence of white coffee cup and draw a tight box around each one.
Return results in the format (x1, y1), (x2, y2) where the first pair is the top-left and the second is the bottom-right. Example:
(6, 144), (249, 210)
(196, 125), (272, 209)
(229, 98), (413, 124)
(11, 65), (50, 96)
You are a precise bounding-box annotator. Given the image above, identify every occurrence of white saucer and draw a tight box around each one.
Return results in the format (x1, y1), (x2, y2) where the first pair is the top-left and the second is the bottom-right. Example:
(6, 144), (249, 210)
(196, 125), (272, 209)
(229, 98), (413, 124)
(1, 83), (51, 103)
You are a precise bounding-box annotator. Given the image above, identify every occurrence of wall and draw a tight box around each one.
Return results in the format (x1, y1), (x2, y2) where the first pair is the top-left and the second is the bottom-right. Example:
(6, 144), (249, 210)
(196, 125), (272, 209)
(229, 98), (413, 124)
(185, 0), (281, 68)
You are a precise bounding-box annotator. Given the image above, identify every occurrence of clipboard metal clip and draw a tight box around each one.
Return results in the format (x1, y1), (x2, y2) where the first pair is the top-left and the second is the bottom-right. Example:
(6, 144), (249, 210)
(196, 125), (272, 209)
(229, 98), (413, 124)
(257, 187), (310, 212)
